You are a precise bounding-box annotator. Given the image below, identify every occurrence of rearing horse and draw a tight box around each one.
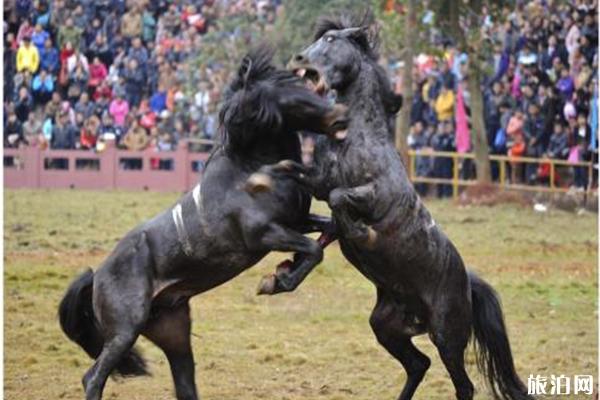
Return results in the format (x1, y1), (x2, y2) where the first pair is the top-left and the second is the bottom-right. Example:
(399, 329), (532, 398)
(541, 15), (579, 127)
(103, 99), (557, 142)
(255, 15), (532, 400)
(58, 46), (347, 400)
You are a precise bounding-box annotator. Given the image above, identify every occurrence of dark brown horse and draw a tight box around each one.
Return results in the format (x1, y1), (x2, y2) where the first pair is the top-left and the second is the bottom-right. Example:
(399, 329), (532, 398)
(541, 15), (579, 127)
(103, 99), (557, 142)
(58, 46), (347, 400)
(254, 15), (532, 400)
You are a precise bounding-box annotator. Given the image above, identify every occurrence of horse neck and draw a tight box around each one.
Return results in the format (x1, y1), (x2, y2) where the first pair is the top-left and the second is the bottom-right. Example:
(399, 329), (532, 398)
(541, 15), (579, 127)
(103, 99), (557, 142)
(337, 61), (390, 139)
(237, 132), (301, 169)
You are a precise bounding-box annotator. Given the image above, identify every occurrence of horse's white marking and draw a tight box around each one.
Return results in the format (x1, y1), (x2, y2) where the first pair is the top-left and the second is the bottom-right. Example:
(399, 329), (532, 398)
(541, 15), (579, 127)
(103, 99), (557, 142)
(192, 184), (201, 211)
(427, 218), (436, 229)
(172, 203), (193, 256)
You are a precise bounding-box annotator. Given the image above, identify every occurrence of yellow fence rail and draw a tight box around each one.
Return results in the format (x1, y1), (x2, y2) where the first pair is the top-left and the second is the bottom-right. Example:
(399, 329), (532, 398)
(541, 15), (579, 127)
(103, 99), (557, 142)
(407, 149), (596, 198)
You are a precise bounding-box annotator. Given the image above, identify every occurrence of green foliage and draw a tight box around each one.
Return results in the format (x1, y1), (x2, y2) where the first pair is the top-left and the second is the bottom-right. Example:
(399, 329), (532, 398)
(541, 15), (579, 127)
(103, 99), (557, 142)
(271, 0), (368, 64)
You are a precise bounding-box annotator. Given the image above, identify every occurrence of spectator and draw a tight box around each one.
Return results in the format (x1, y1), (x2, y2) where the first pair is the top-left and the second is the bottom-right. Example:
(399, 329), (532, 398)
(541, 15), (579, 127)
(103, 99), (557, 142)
(16, 18), (34, 44)
(22, 109), (44, 146)
(74, 92), (96, 119)
(88, 34), (112, 66)
(122, 119), (149, 151)
(31, 23), (50, 52)
(556, 67), (575, 101)
(431, 121), (455, 198)
(50, 112), (76, 149)
(67, 64), (89, 102)
(108, 93), (129, 127)
(128, 37), (148, 66)
(408, 121), (432, 197)
(150, 85), (167, 114)
(58, 18), (82, 50)
(5, 111), (25, 148)
(39, 38), (59, 74)
(79, 114), (100, 150)
(67, 49), (89, 75)
(569, 113), (591, 189)
(121, 6), (142, 42)
(546, 120), (569, 159)
(524, 103), (545, 183)
(434, 83), (455, 123)
(15, 85), (33, 122)
(16, 36), (39, 74)
(142, 8), (157, 43)
(31, 68), (54, 105)
(123, 58), (145, 107)
(88, 57), (108, 95)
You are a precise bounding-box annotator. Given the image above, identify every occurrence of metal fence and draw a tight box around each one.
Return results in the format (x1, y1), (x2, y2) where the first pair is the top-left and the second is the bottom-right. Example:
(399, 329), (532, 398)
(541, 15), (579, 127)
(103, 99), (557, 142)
(5, 142), (596, 196)
(407, 149), (597, 198)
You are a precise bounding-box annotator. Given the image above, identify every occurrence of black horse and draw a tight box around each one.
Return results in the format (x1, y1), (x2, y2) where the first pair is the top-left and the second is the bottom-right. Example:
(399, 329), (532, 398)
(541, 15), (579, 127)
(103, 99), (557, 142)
(58, 46), (347, 400)
(254, 15), (532, 400)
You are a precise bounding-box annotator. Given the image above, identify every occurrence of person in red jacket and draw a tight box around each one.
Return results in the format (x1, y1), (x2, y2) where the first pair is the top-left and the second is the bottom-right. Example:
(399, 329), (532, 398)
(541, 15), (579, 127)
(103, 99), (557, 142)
(88, 57), (108, 97)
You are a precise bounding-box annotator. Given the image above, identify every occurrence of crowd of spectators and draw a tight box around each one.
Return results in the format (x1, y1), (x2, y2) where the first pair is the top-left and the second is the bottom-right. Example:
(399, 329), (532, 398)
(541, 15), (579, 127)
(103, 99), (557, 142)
(4, 0), (598, 193)
(4, 0), (282, 155)
(404, 0), (598, 195)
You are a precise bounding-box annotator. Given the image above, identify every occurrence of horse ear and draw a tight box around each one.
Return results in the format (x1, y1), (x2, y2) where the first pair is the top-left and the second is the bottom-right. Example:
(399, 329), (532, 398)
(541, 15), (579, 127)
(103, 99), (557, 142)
(340, 26), (368, 40)
(238, 56), (253, 86)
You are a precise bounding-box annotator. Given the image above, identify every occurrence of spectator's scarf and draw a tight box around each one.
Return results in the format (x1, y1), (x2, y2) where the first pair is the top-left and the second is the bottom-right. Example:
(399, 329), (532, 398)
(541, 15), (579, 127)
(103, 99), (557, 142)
(455, 84), (470, 153)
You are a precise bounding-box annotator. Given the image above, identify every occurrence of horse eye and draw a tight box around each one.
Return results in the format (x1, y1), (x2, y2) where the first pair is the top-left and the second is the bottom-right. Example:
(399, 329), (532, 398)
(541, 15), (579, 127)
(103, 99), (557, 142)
(326, 36), (335, 43)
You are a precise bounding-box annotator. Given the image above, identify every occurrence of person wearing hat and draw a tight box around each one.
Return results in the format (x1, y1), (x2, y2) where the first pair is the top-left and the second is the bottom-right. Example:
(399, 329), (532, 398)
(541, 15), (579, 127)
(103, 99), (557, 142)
(16, 35), (39, 74)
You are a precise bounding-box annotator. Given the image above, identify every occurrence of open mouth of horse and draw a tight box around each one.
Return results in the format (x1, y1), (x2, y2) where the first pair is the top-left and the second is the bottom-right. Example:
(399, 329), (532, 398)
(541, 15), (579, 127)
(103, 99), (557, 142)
(289, 63), (347, 139)
(292, 66), (329, 97)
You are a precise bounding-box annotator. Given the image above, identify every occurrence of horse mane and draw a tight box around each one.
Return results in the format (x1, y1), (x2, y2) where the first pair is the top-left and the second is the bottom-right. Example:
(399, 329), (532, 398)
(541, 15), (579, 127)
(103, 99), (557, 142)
(219, 45), (300, 155)
(313, 11), (380, 61)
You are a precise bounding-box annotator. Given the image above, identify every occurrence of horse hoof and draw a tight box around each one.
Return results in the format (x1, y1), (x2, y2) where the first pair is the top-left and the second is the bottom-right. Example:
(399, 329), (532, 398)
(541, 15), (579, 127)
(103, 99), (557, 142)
(257, 275), (277, 295)
(245, 173), (273, 195)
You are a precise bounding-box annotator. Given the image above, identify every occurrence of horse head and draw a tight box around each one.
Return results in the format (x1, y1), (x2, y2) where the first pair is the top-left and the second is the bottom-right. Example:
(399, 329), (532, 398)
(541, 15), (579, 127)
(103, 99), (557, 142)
(288, 13), (402, 134)
(220, 45), (348, 155)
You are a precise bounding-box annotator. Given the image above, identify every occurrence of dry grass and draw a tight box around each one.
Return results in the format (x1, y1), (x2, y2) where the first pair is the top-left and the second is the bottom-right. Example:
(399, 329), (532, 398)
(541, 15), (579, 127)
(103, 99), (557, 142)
(4, 189), (598, 399)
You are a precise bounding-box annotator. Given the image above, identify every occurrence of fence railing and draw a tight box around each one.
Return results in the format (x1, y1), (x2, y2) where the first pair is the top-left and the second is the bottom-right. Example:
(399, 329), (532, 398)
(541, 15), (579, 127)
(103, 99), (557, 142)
(4, 139), (212, 192)
(5, 142), (596, 195)
(407, 149), (596, 198)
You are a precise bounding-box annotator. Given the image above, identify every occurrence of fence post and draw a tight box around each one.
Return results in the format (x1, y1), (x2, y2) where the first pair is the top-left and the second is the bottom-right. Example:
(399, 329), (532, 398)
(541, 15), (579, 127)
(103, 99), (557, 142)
(588, 161), (593, 194)
(452, 154), (459, 199)
(550, 162), (555, 190)
(499, 159), (506, 187)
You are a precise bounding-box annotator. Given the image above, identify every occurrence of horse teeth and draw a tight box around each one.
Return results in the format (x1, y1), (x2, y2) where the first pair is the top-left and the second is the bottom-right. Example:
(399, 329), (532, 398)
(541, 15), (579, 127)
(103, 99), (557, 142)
(297, 68), (307, 77)
(334, 129), (348, 140)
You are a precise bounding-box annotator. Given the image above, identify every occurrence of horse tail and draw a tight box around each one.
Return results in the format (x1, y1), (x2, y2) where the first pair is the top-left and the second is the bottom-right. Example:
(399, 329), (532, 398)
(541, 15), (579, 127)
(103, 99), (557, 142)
(58, 268), (148, 376)
(469, 271), (532, 400)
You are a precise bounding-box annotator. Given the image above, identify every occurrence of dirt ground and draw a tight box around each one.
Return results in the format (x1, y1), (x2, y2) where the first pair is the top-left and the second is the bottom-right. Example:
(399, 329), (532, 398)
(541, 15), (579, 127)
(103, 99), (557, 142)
(4, 189), (598, 399)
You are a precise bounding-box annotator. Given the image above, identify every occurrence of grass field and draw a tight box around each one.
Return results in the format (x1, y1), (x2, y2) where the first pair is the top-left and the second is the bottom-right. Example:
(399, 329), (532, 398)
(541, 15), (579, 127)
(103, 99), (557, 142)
(4, 189), (598, 399)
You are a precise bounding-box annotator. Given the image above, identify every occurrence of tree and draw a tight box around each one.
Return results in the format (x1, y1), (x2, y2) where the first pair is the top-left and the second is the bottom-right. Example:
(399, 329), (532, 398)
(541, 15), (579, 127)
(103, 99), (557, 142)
(271, 0), (367, 63)
(433, 0), (501, 183)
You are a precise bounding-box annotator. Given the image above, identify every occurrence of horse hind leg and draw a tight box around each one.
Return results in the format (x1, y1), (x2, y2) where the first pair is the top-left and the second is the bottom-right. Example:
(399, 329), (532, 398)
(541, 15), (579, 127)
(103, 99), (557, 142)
(83, 234), (153, 399)
(429, 299), (474, 399)
(369, 289), (431, 400)
(143, 300), (198, 400)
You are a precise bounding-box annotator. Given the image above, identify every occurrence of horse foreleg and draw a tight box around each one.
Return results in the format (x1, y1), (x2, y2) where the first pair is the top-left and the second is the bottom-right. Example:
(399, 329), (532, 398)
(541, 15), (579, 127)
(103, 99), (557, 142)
(329, 183), (377, 247)
(245, 160), (318, 195)
(143, 301), (198, 400)
(248, 223), (323, 295)
(299, 213), (333, 234)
